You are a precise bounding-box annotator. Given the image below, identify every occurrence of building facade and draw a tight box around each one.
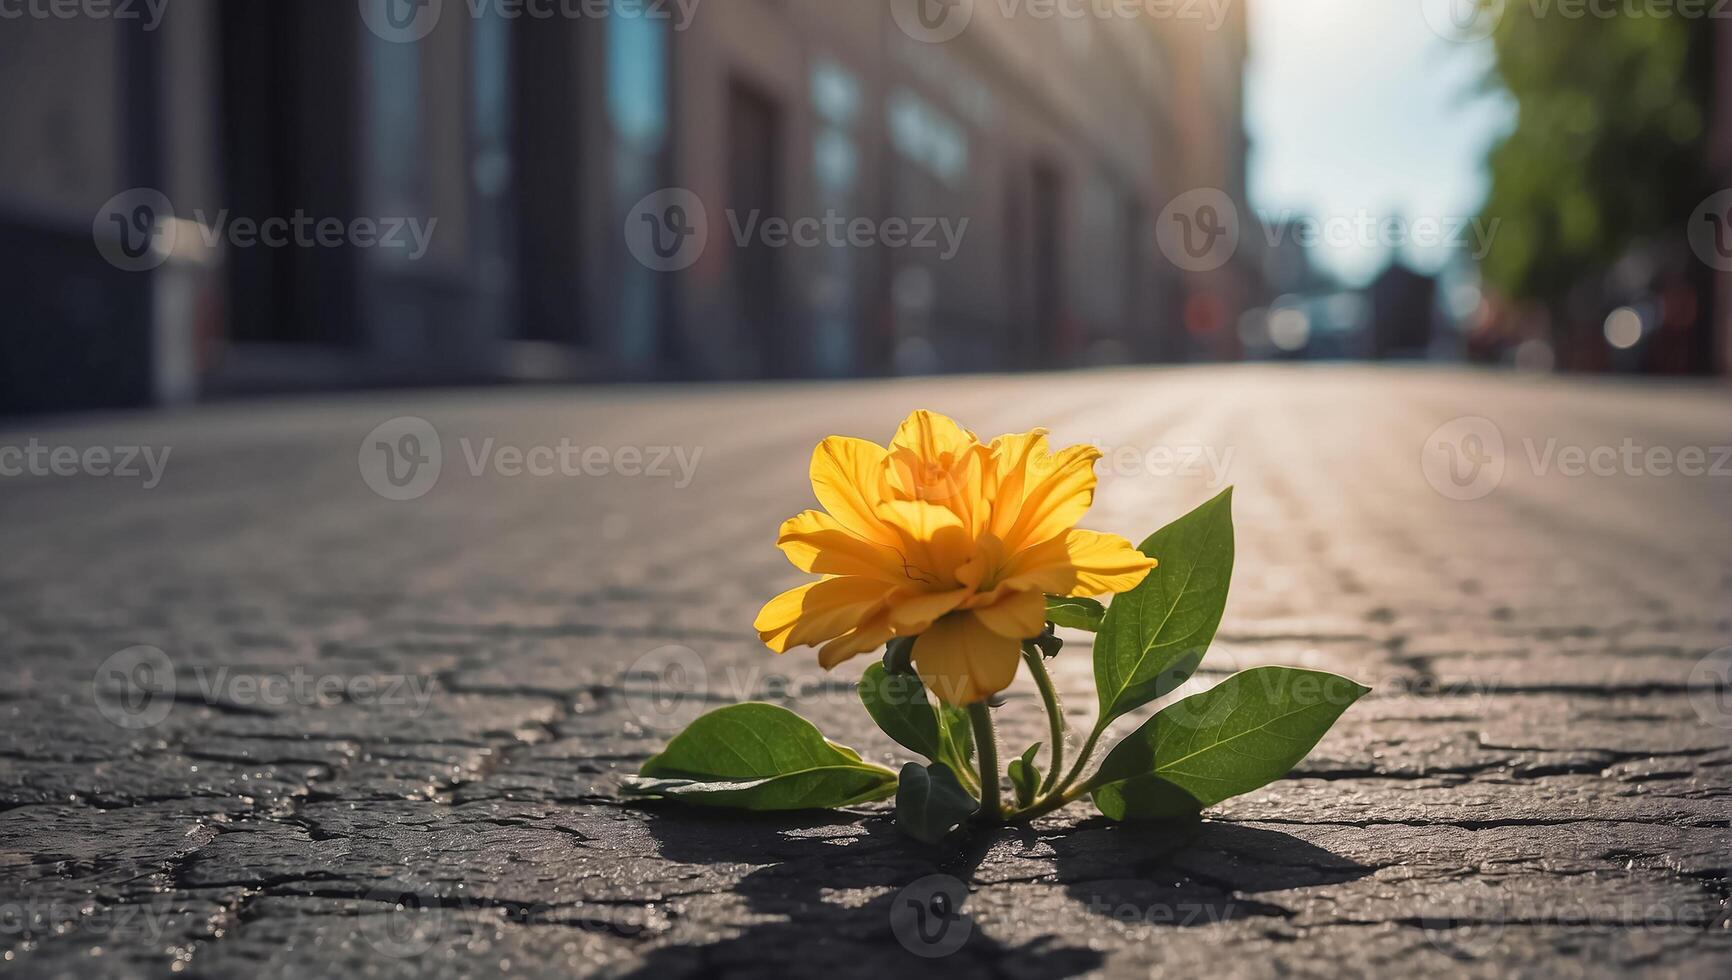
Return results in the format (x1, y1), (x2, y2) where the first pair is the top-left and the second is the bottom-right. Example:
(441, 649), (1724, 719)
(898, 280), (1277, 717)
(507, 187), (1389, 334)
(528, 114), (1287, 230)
(0, 0), (1252, 413)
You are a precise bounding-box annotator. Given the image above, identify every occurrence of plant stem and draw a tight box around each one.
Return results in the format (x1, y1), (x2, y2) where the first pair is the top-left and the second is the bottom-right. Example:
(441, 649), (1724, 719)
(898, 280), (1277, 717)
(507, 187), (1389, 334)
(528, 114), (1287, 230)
(1054, 722), (1107, 797)
(1021, 645), (1067, 794)
(1008, 779), (1098, 824)
(949, 750), (981, 796)
(968, 702), (1003, 822)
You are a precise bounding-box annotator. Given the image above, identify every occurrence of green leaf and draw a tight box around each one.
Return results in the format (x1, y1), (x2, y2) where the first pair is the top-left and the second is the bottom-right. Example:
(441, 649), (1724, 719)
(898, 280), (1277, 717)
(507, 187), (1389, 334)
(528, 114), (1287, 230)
(1008, 744), (1042, 808)
(1094, 488), (1235, 725)
(629, 703), (898, 811)
(1091, 667), (1370, 820)
(895, 763), (979, 843)
(859, 662), (975, 779)
(940, 703), (974, 772)
(860, 662), (945, 762)
(1045, 595), (1106, 632)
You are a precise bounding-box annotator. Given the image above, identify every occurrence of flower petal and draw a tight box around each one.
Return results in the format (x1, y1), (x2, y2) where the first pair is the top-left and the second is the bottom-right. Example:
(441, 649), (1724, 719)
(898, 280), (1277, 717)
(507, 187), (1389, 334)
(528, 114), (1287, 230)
(968, 589), (1047, 640)
(890, 410), (977, 460)
(776, 510), (908, 582)
(810, 436), (895, 544)
(886, 441), (989, 527)
(818, 609), (896, 669)
(887, 587), (972, 633)
(755, 577), (900, 652)
(983, 429), (1049, 530)
(874, 499), (972, 588)
(913, 612), (1022, 705)
(954, 533), (1006, 591)
(998, 444), (1103, 551)
(1001, 530), (1157, 597)
(1062, 530), (1159, 595)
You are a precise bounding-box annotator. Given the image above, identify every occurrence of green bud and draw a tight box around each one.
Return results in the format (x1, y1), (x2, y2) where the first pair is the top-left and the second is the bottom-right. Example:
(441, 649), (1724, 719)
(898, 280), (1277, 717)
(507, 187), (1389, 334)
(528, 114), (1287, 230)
(883, 636), (917, 676)
(1032, 626), (1064, 660)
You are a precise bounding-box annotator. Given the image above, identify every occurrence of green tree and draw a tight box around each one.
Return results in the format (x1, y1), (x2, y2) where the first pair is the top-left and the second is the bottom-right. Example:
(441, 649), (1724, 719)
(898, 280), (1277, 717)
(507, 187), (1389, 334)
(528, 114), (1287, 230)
(1478, 11), (1710, 309)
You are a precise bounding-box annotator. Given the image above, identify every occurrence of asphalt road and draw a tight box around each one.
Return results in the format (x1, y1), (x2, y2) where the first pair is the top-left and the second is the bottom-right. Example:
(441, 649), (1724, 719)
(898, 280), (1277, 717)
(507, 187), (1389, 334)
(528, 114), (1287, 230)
(1, 365), (1729, 978)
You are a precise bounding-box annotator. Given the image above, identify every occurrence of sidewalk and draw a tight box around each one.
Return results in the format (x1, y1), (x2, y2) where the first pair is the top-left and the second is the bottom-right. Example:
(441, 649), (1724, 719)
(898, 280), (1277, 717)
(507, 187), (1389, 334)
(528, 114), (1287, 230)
(1, 366), (1728, 978)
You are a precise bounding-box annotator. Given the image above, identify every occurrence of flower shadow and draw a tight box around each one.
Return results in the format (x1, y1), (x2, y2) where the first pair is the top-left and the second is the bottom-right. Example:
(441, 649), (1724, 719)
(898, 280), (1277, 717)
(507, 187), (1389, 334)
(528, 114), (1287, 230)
(623, 808), (1104, 978)
(1042, 817), (1373, 929)
(622, 808), (1370, 977)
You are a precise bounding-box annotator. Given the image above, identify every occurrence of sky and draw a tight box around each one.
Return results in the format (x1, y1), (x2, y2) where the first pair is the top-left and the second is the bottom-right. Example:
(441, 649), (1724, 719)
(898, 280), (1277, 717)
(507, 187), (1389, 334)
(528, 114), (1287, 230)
(1245, 0), (1517, 287)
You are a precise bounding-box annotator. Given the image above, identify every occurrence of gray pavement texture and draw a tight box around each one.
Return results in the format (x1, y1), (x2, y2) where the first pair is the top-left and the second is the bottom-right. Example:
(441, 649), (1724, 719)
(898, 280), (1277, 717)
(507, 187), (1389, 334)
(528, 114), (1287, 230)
(1, 365), (1730, 979)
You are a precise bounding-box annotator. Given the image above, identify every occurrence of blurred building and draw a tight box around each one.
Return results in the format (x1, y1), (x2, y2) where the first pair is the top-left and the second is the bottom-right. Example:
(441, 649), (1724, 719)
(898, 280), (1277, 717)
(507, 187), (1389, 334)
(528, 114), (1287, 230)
(1711, 15), (1732, 376)
(0, 0), (1251, 414)
(1156, 7), (1255, 362)
(1367, 261), (1437, 360)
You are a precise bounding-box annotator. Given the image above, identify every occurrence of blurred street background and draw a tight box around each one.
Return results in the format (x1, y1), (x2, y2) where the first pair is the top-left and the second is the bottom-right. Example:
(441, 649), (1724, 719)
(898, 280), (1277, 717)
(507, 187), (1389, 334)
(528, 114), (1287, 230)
(2, 0), (1731, 415)
(3, 3), (1732, 978)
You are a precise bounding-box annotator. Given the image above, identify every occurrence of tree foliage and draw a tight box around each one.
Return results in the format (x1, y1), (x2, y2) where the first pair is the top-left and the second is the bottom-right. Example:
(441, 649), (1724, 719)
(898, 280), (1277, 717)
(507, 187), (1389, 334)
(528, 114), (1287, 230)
(1478, 10), (1711, 305)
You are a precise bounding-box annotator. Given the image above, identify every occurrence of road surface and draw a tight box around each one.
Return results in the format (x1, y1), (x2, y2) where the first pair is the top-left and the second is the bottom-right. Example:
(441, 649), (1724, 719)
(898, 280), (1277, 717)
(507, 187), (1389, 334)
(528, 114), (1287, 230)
(1, 366), (1729, 978)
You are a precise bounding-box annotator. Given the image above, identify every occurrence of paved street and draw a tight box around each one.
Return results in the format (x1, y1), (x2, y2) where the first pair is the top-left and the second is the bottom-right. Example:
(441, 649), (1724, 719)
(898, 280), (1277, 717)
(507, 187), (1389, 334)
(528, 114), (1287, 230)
(1, 365), (1729, 978)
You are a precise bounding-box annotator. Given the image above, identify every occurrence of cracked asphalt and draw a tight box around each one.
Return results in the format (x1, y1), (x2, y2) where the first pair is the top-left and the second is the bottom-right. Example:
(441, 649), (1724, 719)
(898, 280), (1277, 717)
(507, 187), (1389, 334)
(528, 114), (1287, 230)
(1, 366), (1730, 978)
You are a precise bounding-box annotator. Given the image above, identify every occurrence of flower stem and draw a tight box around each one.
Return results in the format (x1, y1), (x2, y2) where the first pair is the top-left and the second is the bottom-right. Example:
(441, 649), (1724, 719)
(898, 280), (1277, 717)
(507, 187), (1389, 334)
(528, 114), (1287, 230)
(1054, 722), (1108, 797)
(1021, 645), (1067, 795)
(948, 745), (981, 796)
(1009, 778), (1098, 824)
(968, 701), (1002, 822)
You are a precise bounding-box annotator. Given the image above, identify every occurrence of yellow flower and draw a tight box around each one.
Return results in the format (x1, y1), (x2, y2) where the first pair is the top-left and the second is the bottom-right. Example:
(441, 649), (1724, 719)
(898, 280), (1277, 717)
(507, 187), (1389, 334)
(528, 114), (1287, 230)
(755, 411), (1157, 705)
